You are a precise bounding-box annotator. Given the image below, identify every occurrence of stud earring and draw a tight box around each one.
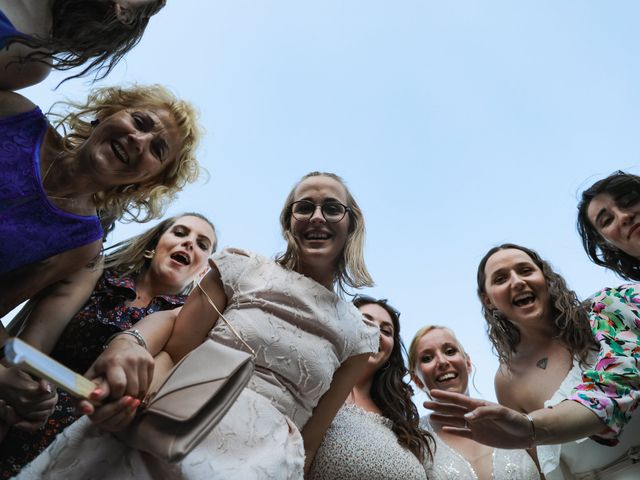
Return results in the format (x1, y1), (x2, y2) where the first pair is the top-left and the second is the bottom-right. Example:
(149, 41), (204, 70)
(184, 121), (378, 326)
(492, 309), (502, 321)
(143, 249), (155, 259)
(90, 119), (100, 128)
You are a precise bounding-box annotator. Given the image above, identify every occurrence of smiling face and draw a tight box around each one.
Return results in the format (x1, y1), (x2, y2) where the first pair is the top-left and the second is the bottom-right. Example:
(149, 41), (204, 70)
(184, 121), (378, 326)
(290, 175), (351, 281)
(80, 106), (180, 189)
(358, 303), (395, 374)
(482, 248), (551, 327)
(147, 215), (216, 293)
(587, 192), (640, 259)
(412, 328), (471, 394)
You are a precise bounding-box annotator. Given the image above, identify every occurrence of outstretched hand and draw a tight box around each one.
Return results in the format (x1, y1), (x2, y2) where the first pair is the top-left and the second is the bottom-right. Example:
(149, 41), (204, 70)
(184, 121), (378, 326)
(424, 389), (534, 449)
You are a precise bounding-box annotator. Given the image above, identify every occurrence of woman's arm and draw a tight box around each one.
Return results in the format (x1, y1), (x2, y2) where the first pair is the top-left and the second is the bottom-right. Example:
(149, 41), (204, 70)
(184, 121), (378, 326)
(0, 264), (101, 433)
(566, 284), (640, 445)
(0, 90), (36, 116)
(425, 390), (604, 448)
(82, 263), (227, 402)
(0, 239), (101, 317)
(163, 263), (227, 362)
(0, 46), (51, 91)
(18, 265), (103, 353)
(301, 352), (370, 474)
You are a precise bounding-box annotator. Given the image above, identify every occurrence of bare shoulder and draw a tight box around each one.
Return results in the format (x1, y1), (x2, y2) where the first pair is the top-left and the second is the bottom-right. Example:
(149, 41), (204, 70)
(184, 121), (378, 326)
(0, 90), (38, 116)
(494, 364), (519, 409)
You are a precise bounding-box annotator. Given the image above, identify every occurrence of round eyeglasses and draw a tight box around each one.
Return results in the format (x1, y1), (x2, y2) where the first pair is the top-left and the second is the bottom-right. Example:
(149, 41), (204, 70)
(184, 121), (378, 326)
(290, 200), (351, 223)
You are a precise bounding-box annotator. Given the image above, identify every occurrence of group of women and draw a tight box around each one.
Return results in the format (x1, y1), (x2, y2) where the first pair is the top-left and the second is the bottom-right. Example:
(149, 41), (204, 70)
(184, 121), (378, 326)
(0, 1), (639, 479)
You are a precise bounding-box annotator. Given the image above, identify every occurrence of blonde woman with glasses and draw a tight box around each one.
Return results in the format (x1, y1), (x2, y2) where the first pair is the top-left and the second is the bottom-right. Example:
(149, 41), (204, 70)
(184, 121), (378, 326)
(18, 172), (380, 480)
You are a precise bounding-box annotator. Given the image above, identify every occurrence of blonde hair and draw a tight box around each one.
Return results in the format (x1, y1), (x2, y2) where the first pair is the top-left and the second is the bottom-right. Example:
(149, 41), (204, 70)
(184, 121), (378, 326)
(104, 212), (216, 293)
(276, 171), (373, 293)
(407, 325), (467, 375)
(52, 84), (202, 223)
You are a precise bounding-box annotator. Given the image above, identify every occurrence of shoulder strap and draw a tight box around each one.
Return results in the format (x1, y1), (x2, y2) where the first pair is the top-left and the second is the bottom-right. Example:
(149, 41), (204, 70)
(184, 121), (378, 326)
(196, 283), (255, 357)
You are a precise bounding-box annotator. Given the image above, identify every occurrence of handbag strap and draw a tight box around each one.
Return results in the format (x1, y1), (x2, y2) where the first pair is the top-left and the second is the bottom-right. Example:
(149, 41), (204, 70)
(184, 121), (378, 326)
(197, 283), (256, 357)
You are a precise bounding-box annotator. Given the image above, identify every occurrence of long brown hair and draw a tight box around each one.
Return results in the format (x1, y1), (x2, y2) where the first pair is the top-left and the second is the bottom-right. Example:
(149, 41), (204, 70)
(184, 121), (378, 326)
(104, 212), (216, 291)
(276, 172), (373, 293)
(6, 0), (165, 83)
(577, 171), (640, 281)
(476, 243), (597, 367)
(353, 297), (434, 462)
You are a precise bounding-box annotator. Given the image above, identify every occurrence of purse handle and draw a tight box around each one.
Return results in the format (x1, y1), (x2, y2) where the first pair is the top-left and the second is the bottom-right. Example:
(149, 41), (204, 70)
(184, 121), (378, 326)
(197, 283), (256, 357)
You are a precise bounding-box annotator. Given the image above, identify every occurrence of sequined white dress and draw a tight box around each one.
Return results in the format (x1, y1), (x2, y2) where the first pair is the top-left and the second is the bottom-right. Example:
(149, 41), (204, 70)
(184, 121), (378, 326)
(421, 416), (540, 480)
(308, 403), (428, 479)
(18, 249), (380, 480)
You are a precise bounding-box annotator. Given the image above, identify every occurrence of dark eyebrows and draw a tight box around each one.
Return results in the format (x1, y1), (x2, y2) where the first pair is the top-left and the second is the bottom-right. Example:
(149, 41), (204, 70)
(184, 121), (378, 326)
(594, 207), (608, 227)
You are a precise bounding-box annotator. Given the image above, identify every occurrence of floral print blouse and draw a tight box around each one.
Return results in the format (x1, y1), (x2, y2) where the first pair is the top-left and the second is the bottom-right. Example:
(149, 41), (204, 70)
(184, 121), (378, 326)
(0, 268), (186, 479)
(569, 283), (640, 445)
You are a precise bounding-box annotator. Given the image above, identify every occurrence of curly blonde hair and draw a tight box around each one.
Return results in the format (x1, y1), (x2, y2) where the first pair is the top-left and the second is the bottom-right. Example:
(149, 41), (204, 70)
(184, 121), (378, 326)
(52, 84), (202, 223)
(276, 172), (373, 293)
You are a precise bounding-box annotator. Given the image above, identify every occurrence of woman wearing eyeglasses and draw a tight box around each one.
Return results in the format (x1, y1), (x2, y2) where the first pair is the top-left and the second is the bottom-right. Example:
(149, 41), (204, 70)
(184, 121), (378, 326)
(18, 171), (380, 480)
(308, 295), (433, 480)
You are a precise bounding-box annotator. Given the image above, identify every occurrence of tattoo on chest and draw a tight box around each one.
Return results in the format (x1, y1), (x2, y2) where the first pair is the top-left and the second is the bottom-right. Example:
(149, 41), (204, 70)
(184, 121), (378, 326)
(536, 357), (548, 369)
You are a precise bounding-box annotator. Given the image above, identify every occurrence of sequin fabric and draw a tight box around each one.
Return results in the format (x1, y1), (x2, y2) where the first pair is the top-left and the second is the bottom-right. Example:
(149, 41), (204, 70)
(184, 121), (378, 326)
(421, 416), (540, 480)
(309, 403), (427, 479)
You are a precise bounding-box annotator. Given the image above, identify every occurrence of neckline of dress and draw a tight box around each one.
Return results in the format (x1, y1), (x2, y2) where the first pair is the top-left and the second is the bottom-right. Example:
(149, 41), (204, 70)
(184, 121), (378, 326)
(427, 416), (496, 480)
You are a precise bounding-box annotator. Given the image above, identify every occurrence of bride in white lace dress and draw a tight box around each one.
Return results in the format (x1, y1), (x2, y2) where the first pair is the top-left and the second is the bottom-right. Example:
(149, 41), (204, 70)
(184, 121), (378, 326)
(409, 325), (540, 480)
(17, 172), (380, 480)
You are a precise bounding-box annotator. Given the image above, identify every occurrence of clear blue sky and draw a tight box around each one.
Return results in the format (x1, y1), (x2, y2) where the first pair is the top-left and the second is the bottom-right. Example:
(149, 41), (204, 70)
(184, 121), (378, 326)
(18, 0), (639, 410)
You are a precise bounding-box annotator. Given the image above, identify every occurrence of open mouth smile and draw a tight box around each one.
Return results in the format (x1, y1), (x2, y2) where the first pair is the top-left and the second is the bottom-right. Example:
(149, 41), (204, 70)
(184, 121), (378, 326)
(111, 141), (130, 165)
(304, 231), (332, 241)
(436, 372), (458, 383)
(170, 252), (191, 266)
(512, 292), (536, 307)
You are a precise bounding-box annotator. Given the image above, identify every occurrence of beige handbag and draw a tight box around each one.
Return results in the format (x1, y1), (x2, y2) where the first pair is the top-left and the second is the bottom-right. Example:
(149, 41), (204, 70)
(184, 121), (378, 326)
(118, 284), (255, 462)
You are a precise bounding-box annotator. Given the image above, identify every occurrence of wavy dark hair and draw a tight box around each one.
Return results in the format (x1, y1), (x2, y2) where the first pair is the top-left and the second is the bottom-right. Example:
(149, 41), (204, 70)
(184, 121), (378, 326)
(476, 244), (597, 368)
(6, 0), (165, 83)
(353, 296), (434, 462)
(577, 171), (640, 281)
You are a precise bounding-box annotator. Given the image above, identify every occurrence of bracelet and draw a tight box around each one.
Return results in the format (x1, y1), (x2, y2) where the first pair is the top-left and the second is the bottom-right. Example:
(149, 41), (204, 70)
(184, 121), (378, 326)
(523, 413), (536, 448)
(104, 329), (147, 351)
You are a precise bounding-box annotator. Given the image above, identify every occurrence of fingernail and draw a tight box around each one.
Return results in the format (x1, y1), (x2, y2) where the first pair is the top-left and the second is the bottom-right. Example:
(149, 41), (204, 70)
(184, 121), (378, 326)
(122, 396), (133, 407)
(131, 399), (141, 409)
(464, 412), (475, 419)
(43, 383), (52, 393)
(91, 388), (103, 398)
(80, 404), (92, 415)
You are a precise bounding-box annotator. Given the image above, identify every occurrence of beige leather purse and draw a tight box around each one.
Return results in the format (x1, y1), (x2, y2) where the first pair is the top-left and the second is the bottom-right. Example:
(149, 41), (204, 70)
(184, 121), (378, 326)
(118, 284), (255, 462)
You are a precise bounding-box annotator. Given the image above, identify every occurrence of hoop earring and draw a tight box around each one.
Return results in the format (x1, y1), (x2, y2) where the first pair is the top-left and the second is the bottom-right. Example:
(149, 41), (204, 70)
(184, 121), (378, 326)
(143, 249), (155, 259)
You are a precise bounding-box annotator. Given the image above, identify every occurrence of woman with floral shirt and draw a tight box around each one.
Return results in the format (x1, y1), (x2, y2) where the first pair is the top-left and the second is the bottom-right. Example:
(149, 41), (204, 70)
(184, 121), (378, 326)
(0, 212), (216, 479)
(426, 244), (639, 479)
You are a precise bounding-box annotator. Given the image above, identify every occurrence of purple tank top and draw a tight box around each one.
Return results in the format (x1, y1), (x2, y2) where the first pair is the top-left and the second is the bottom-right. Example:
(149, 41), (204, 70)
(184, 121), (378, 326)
(0, 108), (103, 275)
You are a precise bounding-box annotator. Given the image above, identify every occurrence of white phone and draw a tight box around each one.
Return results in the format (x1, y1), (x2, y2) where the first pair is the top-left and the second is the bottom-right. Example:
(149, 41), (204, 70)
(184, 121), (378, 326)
(4, 338), (96, 400)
